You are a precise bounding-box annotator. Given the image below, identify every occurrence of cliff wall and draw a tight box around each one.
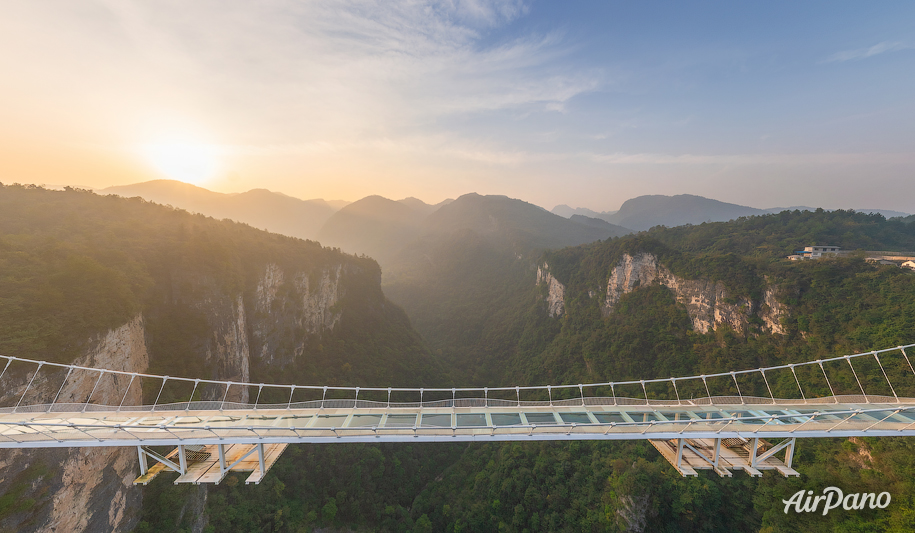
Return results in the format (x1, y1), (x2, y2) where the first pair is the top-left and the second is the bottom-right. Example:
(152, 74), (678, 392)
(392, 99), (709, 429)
(0, 316), (147, 533)
(250, 263), (343, 366)
(602, 253), (787, 335)
(537, 253), (788, 335)
(0, 258), (353, 532)
(536, 264), (566, 318)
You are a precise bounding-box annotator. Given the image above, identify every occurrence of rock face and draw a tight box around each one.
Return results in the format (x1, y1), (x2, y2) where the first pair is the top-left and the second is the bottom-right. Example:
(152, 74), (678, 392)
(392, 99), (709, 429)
(0, 315), (148, 533)
(251, 263), (344, 365)
(293, 265), (343, 333)
(0, 255), (357, 532)
(760, 282), (788, 335)
(199, 294), (251, 403)
(601, 253), (787, 335)
(537, 264), (566, 318)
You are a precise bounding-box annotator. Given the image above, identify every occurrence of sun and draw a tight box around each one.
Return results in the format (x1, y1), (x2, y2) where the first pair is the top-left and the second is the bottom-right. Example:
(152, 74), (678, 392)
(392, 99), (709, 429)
(142, 142), (219, 185)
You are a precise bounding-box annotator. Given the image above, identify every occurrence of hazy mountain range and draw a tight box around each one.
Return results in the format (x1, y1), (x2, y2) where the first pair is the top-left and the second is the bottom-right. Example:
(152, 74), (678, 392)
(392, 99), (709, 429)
(102, 180), (346, 241)
(101, 181), (629, 262)
(103, 181), (910, 247)
(552, 194), (910, 231)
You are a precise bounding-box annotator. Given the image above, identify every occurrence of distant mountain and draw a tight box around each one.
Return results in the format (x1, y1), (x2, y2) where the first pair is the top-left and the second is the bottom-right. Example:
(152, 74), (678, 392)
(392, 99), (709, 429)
(102, 180), (340, 240)
(397, 197), (436, 215)
(427, 194), (629, 250)
(551, 204), (617, 223)
(555, 195), (911, 232)
(317, 195), (428, 265)
(317, 192), (631, 273)
(603, 194), (765, 231)
(324, 199), (352, 210)
(854, 208), (911, 219)
(570, 214), (622, 232)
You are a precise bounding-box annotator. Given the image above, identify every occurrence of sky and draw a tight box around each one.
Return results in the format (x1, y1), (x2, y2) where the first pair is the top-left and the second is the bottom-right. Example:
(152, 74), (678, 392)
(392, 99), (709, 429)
(1, 1), (914, 212)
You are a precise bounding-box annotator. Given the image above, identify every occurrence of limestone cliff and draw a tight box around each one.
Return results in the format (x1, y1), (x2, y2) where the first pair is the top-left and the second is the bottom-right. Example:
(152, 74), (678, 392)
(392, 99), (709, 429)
(0, 315), (148, 533)
(251, 263), (344, 365)
(761, 281), (788, 335)
(537, 264), (566, 318)
(198, 294), (251, 403)
(600, 253), (787, 335)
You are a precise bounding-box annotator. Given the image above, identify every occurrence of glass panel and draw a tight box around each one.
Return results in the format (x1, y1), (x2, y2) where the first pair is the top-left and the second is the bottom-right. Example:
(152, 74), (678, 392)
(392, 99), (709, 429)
(701, 411), (726, 424)
(593, 412), (627, 424)
(383, 414), (417, 427)
(420, 414), (452, 427)
(347, 414), (382, 427)
(312, 415), (348, 428)
(626, 412), (661, 423)
(757, 411), (788, 424)
(559, 412), (593, 424)
(892, 411), (915, 422)
(523, 413), (557, 424)
(861, 411), (901, 422)
(456, 414), (487, 427)
(729, 411), (766, 424)
(491, 413), (523, 426)
(788, 410), (829, 423)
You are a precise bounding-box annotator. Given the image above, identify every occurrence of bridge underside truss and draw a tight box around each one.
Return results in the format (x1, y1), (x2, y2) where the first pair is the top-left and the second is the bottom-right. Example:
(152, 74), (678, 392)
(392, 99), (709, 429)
(650, 436), (798, 477)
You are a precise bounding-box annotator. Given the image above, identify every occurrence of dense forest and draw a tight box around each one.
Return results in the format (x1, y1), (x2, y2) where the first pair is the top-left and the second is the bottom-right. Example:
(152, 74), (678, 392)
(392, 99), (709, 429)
(3, 184), (915, 532)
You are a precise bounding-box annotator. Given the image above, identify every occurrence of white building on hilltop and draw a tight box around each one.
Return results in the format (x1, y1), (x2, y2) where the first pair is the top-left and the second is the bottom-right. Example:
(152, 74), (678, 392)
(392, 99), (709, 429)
(788, 245), (842, 261)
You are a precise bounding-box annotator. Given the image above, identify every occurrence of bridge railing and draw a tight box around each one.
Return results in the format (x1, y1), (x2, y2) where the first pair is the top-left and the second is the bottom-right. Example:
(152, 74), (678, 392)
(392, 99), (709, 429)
(0, 344), (913, 413)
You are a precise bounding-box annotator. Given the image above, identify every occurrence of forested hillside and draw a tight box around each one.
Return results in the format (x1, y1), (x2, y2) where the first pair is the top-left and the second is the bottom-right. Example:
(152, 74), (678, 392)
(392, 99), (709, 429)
(4, 186), (915, 532)
(402, 210), (915, 532)
(0, 184), (447, 532)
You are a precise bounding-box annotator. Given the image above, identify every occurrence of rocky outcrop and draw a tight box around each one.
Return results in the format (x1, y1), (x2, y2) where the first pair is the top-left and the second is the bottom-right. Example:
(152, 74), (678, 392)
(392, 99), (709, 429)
(0, 256), (361, 532)
(294, 265), (343, 333)
(602, 253), (787, 335)
(537, 264), (566, 318)
(251, 263), (345, 365)
(617, 493), (650, 532)
(203, 295), (251, 403)
(48, 316), (148, 533)
(760, 281), (788, 335)
(255, 262), (285, 315)
(0, 315), (148, 533)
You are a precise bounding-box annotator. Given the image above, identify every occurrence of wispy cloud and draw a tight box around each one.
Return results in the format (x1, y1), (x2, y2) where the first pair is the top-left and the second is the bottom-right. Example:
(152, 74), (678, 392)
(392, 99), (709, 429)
(85, 1), (596, 138)
(0, 0), (601, 150)
(824, 41), (911, 63)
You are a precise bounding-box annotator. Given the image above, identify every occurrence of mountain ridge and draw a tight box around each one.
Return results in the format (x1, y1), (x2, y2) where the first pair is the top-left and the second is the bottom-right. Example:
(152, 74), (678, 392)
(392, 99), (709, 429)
(102, 180), (345, 241)
(552, 194), (911, 231)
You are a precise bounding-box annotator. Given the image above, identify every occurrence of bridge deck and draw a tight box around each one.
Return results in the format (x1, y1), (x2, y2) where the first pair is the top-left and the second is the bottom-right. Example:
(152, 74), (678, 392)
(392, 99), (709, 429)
(2, 399), (915, 447)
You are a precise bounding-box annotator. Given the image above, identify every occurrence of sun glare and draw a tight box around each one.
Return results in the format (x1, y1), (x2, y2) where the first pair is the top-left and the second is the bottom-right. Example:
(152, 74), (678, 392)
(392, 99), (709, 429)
(143, 142), (218, 185)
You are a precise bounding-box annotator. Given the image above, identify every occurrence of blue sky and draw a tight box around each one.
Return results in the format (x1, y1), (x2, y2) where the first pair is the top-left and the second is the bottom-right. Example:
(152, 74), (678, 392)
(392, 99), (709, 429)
(1, 1), (913, 212)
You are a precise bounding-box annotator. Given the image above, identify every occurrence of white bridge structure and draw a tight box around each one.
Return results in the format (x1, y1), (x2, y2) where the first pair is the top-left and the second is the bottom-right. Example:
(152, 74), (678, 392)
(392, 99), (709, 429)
(1, 344), (914, 484)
